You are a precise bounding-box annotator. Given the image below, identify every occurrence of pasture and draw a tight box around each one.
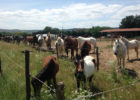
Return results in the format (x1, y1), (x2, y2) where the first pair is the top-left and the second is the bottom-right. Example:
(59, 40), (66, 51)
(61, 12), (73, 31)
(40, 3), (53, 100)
(0, 39), (140, 100)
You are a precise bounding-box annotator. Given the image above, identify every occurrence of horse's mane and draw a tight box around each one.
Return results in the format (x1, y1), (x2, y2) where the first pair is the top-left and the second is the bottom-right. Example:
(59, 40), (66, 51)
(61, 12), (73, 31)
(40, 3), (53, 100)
(121, 36), (129, 42)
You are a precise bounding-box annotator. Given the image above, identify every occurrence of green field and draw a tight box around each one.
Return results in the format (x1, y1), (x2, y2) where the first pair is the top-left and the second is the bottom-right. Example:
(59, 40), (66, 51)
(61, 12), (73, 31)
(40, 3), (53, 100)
(0, 41), (140, 100)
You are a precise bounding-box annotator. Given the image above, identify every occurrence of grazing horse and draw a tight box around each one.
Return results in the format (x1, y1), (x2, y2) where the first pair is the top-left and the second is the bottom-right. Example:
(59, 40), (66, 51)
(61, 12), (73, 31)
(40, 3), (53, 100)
(31, 56), (59, 98)
(64, 36), (78, 59)
(74, 55), (96, 91)
(77, 36), (96, 52)
(120, 36), (139, 60)
(113, 39), (127, 68)
(55, 37), (64, 57)
(80, 41), (91, 58)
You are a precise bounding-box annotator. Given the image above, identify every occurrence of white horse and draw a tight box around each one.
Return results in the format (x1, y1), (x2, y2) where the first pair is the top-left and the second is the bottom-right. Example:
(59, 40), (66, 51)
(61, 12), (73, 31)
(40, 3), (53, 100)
(113, 39), (127, 68)
(77, 36), (96, 52)
(120, 36), (139, 60)
(55, 37), (64, 57)
(36, 34), (44, 47)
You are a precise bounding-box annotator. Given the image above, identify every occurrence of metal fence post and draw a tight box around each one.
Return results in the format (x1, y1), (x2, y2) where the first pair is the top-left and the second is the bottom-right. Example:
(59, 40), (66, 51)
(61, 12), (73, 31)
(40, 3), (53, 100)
(56, 82), (65, 100)
(22, 50), (31, 100)
(96, 47), (99, 71)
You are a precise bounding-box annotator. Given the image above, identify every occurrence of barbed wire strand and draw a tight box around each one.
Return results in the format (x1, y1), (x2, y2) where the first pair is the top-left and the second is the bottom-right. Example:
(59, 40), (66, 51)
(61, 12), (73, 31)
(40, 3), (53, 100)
(73, 78), (140, 100)
(30, 74), (56, 93)
(1, 52), (56, 93)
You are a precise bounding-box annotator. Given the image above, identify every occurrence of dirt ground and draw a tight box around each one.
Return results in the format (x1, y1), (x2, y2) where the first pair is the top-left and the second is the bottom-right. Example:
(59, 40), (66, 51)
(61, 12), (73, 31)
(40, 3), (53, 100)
(96, 40), (140, 77)
(41, 39), (140, 77)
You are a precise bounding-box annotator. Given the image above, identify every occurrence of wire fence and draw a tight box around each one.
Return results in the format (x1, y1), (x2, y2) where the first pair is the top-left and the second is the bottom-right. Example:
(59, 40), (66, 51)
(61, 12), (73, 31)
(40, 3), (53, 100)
(73, 78), (140, 100)
(1, 42), (140, 100)
(0, 51), (56, 94)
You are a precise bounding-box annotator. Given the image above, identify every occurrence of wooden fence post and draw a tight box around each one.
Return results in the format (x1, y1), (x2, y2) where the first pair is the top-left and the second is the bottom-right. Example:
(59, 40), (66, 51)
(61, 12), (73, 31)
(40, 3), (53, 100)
(56, 82), (65, 100)
(22, 50), (31, 100)
(96, 47), (99, 71)
(0, 57), (2, 74)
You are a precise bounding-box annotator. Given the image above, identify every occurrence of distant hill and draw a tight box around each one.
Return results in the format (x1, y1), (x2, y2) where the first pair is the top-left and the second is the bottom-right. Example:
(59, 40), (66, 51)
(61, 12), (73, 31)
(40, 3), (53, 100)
(0, 29), (40, 34)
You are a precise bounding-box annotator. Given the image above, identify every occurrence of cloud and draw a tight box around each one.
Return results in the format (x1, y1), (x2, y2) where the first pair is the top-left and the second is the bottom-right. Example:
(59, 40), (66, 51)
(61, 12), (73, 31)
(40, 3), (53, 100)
(0, 3), (139, 29)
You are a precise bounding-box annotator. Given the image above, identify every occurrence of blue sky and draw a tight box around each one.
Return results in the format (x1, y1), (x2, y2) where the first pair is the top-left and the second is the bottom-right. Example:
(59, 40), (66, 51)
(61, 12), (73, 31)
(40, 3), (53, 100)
(0, 0), (140, 29)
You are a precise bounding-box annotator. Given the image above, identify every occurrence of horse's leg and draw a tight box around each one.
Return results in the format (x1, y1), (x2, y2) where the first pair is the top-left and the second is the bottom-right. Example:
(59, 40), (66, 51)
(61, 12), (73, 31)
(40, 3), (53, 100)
(127, 48), (129, 60)
(123, 57), (125, 68)
(71, 49), (74, 59)
(89, 75), (93, 90)
(65, 49), (68, 57)
(117, 57), (119, 67)
(47, 80), (51, 90)
(119, 58), (121, 68)
(135, 48), (138, 59)
(76, 48), (78, 57)
(94, 43), (96, 53)
(77, 79), (80, 92)
(53, 76), (57, 89)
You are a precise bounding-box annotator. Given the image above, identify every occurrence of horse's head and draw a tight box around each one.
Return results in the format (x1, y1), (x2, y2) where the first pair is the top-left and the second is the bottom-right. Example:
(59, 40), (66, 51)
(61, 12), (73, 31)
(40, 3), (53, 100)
(64, 36), (71, 47)
(113, 39), (122, 55)
(74, 59), (85, 80)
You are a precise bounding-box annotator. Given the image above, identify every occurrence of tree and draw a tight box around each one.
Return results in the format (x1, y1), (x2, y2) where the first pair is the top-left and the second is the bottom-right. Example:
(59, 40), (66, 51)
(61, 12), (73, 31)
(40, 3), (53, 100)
(119, 15), (140, 28)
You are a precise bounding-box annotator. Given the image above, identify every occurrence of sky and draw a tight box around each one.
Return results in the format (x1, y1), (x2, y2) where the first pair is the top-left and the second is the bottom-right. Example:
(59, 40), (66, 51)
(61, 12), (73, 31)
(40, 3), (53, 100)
(0, 0), (140, 30)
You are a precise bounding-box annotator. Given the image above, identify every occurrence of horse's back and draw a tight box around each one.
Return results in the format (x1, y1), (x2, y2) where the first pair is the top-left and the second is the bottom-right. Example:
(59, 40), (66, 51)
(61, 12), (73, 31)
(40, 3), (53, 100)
(84, 56), (95, 78)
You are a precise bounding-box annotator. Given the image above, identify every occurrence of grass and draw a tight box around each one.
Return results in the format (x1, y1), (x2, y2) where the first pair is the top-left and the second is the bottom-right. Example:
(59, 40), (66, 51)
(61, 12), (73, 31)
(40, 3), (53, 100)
(0, 41), (140, 100)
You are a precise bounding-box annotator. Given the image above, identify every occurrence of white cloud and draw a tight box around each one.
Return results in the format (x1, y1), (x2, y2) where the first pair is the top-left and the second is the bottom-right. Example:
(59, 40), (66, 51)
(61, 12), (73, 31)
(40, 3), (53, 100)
(0, 3), (139, 29)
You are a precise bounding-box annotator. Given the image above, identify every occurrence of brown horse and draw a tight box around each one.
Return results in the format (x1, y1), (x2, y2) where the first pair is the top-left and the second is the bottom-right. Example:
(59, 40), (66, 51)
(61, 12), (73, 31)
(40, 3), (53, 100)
(80, 41), (91, 58)
(64, 36), (78, 59)
(31, 56), (59, 98)
(45, 34), (52, 50)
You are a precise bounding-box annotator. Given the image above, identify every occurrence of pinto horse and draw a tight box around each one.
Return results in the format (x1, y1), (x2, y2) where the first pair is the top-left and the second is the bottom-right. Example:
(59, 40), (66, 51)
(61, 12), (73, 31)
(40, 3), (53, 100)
(64, 36), (78, 59)
(74, 55), (96, 91)
(31, 56), (59, 98)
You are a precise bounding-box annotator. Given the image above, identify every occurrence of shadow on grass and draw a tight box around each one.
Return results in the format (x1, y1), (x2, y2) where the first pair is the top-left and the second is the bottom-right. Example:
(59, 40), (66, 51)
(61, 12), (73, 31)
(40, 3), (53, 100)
(89, 85), (103, 100)
(120, 68), (138, 78)
(128, 58), (140, 63)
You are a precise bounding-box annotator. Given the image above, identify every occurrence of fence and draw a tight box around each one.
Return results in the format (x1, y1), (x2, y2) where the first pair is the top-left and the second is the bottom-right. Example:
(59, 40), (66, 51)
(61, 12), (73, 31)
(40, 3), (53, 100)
(1, 43), (140, 100)
(0, 46), (103, 100)
(0, 50), (64, 100)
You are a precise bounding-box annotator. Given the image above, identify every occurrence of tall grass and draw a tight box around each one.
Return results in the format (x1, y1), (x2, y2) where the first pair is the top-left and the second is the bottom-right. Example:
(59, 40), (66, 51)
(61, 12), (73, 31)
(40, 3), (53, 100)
(0, 41), (140, 100)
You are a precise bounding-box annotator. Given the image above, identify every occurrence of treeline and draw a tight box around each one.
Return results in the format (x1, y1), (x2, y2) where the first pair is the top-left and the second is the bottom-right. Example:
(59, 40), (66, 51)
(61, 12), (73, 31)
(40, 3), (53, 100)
(34, 26), (112, 37)
(0, 32), (31, 37)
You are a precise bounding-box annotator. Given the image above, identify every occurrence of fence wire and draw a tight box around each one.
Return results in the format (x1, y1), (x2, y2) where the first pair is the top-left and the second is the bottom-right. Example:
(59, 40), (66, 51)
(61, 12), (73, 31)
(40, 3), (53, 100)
(1, 52), (56, 93)
(73, 78), (140, 100)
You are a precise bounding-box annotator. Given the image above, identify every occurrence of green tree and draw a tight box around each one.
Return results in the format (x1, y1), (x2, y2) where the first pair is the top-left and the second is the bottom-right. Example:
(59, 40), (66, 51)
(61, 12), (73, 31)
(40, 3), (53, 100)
(119, 15), (140, 28)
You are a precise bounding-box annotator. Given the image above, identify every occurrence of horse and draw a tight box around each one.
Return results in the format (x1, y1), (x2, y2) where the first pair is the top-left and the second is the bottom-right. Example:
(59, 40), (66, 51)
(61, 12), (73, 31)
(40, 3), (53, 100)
(77, 36), (96, 52)
(45, 35), (52, 50)
(55, 37), (64, 57)
(31, 56), (59, 98)
(64, 36), (78, 59)
(80, 41), (91, 58)
(74, 55), (96, 91)
(113, 39), (127, 68)
(120, 36), (139, 60)
(36, 34), (44, 47)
